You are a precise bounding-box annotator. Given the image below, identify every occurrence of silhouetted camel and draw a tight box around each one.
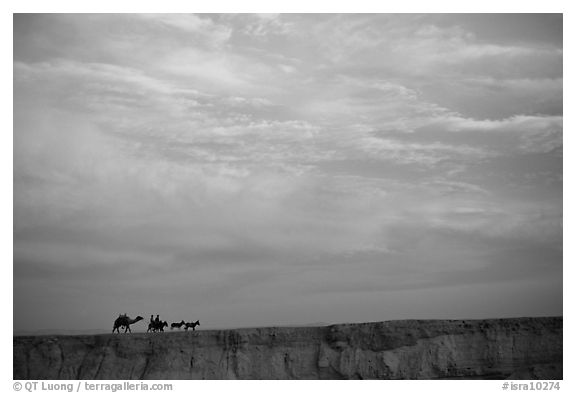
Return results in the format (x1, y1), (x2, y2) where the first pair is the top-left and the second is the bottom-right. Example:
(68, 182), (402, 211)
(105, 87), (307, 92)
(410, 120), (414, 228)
(171, 320), (186, 330)
(184, 320), (200, 331)
(113, 315), (143, 333)
(147, 320), (168, 332)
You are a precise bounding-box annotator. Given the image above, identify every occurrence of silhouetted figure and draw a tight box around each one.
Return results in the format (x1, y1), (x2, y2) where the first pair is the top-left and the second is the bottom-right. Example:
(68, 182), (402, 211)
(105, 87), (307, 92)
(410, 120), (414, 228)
(184, 320), (200, 331)
(171, 320), (186, 330)
(155, 314), (160, 324)
(147, 319), (168, 332)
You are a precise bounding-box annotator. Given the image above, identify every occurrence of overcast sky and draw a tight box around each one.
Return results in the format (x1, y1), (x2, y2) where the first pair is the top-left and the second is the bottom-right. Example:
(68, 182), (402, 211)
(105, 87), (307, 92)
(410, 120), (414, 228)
(14, 14), (562, 332)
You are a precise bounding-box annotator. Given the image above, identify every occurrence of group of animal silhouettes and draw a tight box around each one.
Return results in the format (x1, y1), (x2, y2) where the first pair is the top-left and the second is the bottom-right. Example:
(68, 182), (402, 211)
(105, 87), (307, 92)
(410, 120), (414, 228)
(112, 314), (200, 333)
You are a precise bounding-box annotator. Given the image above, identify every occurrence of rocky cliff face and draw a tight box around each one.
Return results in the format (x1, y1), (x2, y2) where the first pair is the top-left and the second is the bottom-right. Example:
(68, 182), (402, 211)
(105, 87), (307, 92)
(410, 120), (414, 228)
(13, 317), (562, 380)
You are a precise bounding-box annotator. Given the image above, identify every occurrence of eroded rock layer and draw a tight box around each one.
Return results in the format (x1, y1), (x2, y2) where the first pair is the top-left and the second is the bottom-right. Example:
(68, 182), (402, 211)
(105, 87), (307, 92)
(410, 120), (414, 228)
(13, 317), (562, 379)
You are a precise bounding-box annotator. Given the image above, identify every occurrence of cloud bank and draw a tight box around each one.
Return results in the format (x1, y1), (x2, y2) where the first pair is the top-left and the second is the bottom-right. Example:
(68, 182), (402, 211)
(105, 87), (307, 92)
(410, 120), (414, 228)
(14, 14), (562, 330)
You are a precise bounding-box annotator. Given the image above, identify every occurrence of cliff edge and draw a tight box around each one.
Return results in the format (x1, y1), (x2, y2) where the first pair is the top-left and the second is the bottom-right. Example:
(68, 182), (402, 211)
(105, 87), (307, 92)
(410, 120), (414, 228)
(13, 317), (562, 380)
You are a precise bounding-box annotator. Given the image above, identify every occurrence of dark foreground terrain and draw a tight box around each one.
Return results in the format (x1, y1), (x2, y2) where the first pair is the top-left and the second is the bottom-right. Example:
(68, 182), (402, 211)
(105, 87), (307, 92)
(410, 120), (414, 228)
(14, 317), (562, 379)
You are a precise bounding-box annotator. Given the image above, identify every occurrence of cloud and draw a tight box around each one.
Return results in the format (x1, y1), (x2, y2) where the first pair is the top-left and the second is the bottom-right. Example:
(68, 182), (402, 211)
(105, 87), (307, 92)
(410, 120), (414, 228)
(353, 136), (491, 167)
(428, 114), (562, 133)
(13, 14), (563, 330)
(296, 15), (561, 79)
(239, 14), (294, 38)
(136, 14), (232, 47)
(423, 180), (491, 196)
(419, 114), (562, 155)
(14, 59), (204, 116)
(418, 76), (562, 118)
(403, 198), (562, 247)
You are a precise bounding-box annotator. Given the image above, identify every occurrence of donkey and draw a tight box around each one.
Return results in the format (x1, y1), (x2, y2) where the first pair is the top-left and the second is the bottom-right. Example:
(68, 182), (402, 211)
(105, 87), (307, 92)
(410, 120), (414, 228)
(184, 320), (200, 331)
(171, 320), (186, 330)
